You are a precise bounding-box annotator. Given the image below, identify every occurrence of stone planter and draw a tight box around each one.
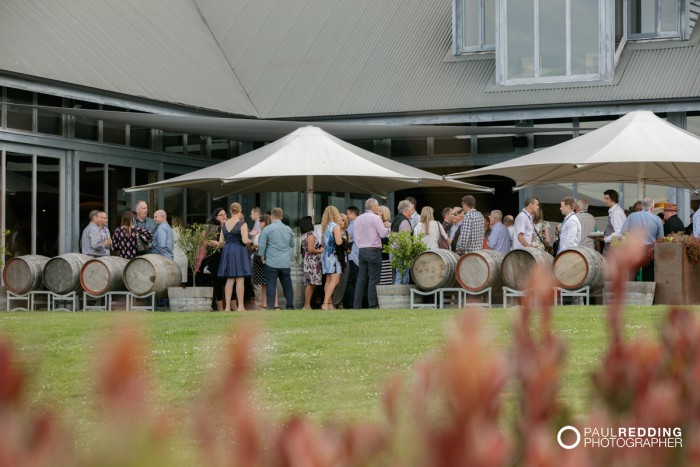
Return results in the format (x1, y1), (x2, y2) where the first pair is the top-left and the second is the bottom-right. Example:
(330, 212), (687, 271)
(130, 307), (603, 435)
(377, 284), (411, 309)
(654, 242), (700, 305)
(168, 286), (213, 311)
(605, 281), (655, 306)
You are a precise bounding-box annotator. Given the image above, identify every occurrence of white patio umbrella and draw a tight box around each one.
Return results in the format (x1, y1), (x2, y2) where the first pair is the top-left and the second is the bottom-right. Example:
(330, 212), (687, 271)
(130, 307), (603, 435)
(448, 110), (700, 200)
(126, 126), (493, 214)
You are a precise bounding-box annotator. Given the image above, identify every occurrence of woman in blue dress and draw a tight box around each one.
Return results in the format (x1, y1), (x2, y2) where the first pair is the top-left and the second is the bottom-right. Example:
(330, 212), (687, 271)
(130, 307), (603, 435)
(218, 202), (252, 311)
(321, 205), (344, 309)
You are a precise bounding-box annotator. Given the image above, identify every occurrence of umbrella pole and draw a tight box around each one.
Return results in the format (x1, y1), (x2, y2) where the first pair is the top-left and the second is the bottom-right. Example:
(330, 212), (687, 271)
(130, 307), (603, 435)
(637, 164), (646, 200)
(306, 175), (314, 218)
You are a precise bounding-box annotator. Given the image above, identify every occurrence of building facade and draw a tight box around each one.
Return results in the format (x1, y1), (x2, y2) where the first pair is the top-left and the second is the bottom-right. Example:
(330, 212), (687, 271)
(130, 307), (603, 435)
(1, 0), (700, 258)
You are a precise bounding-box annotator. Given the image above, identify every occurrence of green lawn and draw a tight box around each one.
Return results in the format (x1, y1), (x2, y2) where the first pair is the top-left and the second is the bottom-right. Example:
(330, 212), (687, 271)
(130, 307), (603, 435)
(0, 306), (678, 445)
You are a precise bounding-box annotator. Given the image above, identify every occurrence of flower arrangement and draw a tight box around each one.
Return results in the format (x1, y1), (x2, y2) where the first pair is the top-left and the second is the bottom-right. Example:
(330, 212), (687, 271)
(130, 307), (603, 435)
(656, 233), (700, 263)
(382, 230), (427, 276)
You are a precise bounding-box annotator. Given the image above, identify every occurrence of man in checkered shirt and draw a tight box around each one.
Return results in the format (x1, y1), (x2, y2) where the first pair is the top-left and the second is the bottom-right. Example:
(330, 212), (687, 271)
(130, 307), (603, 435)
(455, 195), (484, 255)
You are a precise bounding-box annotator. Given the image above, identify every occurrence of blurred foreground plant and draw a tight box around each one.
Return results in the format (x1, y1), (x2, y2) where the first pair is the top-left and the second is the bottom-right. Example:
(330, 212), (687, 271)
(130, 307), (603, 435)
(3, 238), (700, 465)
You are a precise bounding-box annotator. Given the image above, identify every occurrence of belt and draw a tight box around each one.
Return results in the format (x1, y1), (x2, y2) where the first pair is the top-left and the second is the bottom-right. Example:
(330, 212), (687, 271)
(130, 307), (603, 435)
(360, 247), (382, 251)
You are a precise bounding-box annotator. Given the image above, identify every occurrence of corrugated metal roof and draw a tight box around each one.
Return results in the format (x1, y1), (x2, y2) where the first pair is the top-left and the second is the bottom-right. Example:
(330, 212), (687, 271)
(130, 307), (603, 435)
(2, 0), (700, 119)
(195, 0), (700, 119)
(0, 0), (257, 116)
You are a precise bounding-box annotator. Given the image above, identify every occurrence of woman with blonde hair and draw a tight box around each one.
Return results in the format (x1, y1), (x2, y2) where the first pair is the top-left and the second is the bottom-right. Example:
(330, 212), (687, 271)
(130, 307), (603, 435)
(413, 206), (449, 251)
(218, 202), (252, 311)
(320, 205), (344, 309)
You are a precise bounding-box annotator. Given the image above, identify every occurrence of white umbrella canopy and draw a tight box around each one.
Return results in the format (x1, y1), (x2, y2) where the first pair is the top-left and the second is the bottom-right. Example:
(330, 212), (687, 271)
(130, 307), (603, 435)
(448, 111), (700, 199)
(126, 126), (492, 212)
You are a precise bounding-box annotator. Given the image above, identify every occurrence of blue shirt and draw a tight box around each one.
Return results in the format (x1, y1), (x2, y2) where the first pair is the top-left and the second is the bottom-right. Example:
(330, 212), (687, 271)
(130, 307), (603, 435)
(258, 220), (295, 269)
(486, 222), (512, 255)
(694, 212), (700, 238)
(151, 221), (174, 259)
(347, 220), (359, 265)
(620, 210), (663, 245)
(134, 216), (157, 234)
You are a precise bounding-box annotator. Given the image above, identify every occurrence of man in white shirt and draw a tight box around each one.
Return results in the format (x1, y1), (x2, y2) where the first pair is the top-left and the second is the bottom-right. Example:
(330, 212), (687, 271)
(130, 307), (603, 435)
(512, 197), (539, 250)
(557, 196), (582, 254)
(603, 189), (626, 248)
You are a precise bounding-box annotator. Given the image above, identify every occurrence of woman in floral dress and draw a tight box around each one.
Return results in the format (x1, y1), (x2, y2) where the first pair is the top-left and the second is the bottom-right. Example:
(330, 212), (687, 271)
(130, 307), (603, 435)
(112, 210), (153, 259)
(300, 216), (323, 309)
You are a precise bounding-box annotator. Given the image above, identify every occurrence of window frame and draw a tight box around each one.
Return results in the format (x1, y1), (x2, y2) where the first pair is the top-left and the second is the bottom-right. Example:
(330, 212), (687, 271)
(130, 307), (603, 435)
(453, 0), (496, 54)
(496, 0), (614, 85)
(625, 0), (687, 40)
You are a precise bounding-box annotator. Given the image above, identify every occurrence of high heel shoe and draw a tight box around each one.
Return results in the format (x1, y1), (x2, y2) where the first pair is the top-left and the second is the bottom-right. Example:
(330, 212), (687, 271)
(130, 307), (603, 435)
(321, 302), (334, 310)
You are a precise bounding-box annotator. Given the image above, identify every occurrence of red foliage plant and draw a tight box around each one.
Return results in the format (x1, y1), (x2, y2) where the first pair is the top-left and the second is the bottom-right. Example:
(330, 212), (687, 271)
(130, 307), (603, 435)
(2, 238), (700, 466)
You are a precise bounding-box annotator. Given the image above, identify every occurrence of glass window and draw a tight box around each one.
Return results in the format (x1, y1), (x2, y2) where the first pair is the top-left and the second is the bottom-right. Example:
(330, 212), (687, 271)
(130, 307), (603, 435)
(163, 132), (185, 154)
(186, 188), (208, 224)
(108, 165), (132, 229)
(37, 94), (63, 135)
(571, 0), (600, 75)
(391, 139), (428, 158)
(346, 140), (375, 152)
(36, 157), (60, 256)
(6, 153), (33, 256)
(162, 172), (184, 222)
(539, 0), (567, 77)
(6, 88), (33, 131)
(102, 105), (126, 145)
(211, 138), (231, 160)
(457, 0), (495, 53)
(534, 120), (573, 149)
(79, 162), (104, 234)
(506, 0), (535, 80)
(434, 137), (470, 155)
(133, 169), (159, 214)
(130, 127), (151, 149)
(629, 0), (679, 37)
(688, 113), (700, 138)
(501, 0), (605, 84)
(74, 101), (99, 141)
(187, 135), (206, 157)
(660, 0), (678, 33)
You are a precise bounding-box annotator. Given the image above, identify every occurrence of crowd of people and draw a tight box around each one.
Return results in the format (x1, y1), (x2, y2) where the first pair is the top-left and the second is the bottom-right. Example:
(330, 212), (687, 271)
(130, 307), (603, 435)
(79, 189), (694, 311)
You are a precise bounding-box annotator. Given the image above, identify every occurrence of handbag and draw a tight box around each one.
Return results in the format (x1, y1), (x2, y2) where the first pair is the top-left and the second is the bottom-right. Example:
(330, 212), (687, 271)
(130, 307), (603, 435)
(136, 232), (151, 255)
(437, 222), (450, 250)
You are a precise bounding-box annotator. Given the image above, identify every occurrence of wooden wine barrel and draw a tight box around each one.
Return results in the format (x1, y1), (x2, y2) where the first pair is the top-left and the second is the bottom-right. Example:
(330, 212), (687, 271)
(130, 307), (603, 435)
(43, 253), (92, 294)
(2, 255), (50, 294)
(410, 250), (460, 291)
(501, 247), (553, 290)
(553, 247), (605, 290)
(123, 254), (182, 298)
(456, 250), (504, 292)
(80, 256), (130, 295)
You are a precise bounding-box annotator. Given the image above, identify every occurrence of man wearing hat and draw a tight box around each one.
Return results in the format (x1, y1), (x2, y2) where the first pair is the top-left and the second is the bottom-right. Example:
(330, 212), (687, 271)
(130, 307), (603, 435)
(663, 203), (684, 236)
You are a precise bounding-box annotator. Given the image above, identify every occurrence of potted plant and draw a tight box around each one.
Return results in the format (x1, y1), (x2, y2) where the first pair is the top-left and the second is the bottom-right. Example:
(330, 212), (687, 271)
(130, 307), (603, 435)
(376, 231), (427, 309)
(169, 224), (216, 311)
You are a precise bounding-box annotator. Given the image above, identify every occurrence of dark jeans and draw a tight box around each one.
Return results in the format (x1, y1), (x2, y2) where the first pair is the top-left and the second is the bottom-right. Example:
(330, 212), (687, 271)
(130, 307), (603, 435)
(263, 264), (294, 310)
(343, 260), (359, 309)
(354, 248), (382, 309)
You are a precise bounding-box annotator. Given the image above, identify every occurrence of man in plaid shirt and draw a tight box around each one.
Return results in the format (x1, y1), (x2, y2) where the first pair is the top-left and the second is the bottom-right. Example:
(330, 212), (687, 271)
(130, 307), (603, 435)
(455, 195), (484, 255)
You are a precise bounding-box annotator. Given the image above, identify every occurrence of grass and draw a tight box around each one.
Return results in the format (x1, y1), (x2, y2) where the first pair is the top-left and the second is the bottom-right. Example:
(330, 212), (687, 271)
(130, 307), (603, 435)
(0, 306), (680, 446)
